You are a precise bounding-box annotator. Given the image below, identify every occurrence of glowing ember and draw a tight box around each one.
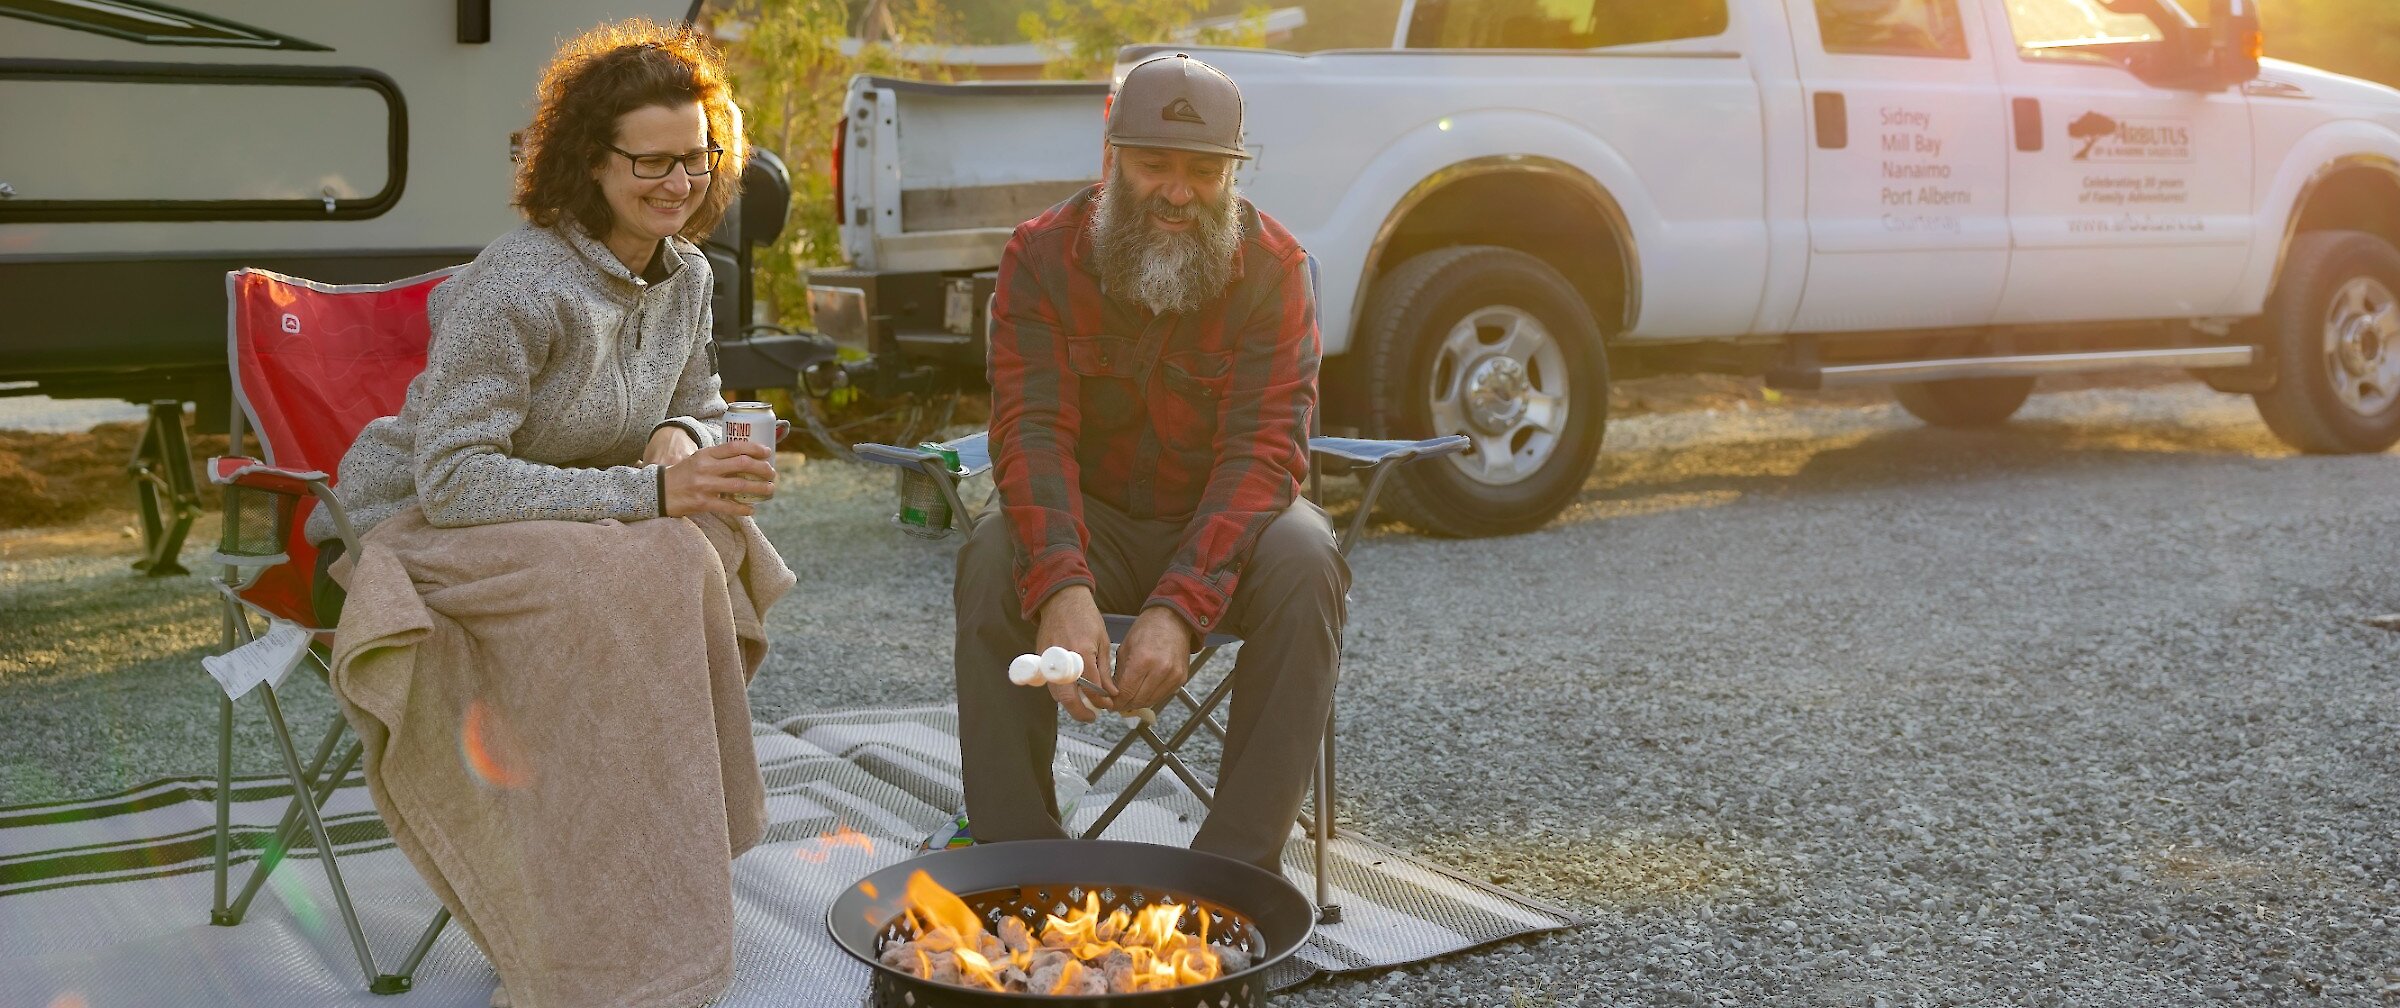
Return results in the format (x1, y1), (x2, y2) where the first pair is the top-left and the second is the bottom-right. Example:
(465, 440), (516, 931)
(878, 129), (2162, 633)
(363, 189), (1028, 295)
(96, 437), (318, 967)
(877, 871), (1251, 994)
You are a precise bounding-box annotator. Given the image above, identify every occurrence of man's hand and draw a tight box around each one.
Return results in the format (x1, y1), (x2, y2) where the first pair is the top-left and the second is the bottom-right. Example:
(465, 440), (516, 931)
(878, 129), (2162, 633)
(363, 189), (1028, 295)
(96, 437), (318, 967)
(1112, 607), (1195, 713)
(662, 442), (774, 518)
(642, 425), (701, 466)
(1035, 586), (1114, 722)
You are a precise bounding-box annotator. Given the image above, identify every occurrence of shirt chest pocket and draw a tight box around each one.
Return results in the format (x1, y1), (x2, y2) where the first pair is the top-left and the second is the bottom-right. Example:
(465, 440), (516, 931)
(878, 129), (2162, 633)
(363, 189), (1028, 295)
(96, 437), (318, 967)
(1162, 349), (1233, 403)
(1159, 349), (1232, 450)
(1064, 335), (1140, 425)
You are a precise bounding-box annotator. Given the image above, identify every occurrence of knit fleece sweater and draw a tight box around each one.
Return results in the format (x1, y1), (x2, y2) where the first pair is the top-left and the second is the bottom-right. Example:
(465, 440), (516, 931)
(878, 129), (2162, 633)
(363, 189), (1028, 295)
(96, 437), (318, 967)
(306, 222), (725, 546)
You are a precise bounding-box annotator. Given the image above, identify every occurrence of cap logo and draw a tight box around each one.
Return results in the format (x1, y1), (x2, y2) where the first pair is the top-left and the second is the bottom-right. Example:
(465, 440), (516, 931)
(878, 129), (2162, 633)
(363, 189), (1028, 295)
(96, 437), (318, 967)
(1162, 97), (1206, 125)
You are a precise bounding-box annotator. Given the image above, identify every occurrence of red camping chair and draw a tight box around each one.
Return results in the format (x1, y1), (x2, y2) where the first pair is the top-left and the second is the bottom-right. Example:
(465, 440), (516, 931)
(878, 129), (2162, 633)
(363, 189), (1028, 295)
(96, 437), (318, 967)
(206, 266), (457, 994)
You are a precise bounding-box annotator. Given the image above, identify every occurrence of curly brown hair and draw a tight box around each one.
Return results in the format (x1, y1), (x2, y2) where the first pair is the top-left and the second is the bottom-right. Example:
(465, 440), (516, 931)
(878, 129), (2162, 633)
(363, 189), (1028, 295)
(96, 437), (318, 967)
(514, 19), (745, 243)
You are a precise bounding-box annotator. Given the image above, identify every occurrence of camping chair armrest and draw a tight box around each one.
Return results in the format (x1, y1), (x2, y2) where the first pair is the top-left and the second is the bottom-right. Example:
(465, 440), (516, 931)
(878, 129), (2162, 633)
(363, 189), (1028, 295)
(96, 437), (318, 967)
(1309, 435), (1472, 555)
(852, 435), (987, 538)
(210, 456), (328, 497)
(853, 431), (994, 479)
(206, 456), (362, 561)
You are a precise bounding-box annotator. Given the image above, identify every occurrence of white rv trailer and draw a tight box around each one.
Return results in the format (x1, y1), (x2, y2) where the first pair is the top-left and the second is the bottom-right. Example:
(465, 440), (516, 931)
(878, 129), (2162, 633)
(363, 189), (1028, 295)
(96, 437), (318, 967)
(0, 0), (708, 414)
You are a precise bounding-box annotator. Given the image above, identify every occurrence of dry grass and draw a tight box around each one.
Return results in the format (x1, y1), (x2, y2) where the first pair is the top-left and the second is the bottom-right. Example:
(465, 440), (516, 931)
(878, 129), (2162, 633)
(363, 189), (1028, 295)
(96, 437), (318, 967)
(0, 419), (231, 531)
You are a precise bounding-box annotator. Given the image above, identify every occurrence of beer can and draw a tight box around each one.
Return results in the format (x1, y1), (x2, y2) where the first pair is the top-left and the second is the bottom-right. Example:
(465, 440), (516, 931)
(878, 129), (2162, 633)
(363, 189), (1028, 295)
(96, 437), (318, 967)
(722, 402), (777, 504)
(896, 442), (963, 537)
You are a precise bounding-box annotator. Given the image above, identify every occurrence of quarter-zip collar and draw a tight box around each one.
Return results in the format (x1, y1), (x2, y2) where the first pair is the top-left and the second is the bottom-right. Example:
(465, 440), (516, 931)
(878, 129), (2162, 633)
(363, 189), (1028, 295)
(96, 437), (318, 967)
(560, 224), (699, 350)
(560, 223), (694, 292)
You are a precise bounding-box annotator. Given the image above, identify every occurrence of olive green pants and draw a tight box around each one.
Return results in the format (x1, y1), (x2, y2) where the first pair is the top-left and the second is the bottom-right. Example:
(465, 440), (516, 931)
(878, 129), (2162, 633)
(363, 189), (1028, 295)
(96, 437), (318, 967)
(952, 497), (1347, 875)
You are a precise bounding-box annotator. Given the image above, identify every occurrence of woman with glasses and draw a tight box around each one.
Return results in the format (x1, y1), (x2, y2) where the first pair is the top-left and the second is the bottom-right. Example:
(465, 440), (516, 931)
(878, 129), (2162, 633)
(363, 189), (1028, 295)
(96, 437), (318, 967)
(305, 19), (793, 1008)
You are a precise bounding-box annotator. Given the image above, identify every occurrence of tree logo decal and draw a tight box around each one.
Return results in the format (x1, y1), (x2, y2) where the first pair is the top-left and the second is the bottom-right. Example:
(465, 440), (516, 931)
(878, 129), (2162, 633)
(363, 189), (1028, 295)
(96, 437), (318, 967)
(2069, 112), (2119, 161)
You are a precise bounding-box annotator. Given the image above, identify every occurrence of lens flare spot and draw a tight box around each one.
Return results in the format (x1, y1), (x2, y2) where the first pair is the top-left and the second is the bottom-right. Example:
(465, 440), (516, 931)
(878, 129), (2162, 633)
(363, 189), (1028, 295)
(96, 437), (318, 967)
(462, 700), (533, 790)
(265, 856), (324, 935)
(47, 994), (89, 1008)
(792, 823), (877, 863)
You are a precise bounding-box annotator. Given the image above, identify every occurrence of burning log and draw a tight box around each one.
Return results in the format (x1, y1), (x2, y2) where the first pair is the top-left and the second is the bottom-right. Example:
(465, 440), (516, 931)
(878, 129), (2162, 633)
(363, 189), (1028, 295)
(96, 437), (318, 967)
(881, 870), (1243, 995)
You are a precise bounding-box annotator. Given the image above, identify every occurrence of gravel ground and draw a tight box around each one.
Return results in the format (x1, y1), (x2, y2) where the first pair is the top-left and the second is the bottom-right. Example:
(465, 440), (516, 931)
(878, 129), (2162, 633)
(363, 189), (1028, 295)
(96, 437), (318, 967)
(4, 382), (2397, 1005)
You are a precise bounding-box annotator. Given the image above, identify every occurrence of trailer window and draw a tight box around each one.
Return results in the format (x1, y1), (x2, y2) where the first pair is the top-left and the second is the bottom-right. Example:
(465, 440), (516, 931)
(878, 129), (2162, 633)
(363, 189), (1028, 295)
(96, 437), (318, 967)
(1404, 0), (1729, 50)
(1813, 0), (1970, 59)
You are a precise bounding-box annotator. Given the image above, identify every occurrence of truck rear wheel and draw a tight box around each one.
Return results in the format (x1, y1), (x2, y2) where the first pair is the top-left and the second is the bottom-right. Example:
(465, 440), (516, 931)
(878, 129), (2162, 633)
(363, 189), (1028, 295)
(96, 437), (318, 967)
(1890, 376), (2036, 428)
(2251, 230), (2400, 453)
(1360, 246), (1607, 537)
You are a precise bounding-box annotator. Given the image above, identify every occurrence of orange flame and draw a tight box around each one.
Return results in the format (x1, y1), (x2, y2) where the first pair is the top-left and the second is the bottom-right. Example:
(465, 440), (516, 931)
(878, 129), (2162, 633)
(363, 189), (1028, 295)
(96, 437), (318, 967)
(888, 871), (1227, 993)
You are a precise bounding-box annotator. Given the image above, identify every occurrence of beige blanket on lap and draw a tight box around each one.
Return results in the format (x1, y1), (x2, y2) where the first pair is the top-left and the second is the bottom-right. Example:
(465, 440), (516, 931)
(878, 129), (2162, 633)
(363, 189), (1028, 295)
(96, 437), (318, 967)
(329, 509), (795, 1008)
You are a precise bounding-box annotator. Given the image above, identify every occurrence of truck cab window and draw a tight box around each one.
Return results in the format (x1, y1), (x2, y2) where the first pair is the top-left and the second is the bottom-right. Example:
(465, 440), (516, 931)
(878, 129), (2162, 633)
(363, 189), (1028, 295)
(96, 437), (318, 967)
(2001, 0), (2185, 64)
(1814, 0), (1970, 58)
(1404, 0), (1729, 50)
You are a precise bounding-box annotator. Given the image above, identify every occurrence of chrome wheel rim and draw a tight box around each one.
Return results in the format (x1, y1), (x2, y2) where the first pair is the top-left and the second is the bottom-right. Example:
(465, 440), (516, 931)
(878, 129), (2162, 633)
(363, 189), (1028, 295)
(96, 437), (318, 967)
(1426, 305), (1571, 487)
(2324, 275), (2400, 416)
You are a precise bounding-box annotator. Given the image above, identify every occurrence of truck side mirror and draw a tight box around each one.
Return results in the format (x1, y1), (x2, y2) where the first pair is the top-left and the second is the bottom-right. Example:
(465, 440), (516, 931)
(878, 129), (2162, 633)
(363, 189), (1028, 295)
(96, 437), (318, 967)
(2207, 0), (2262, 89)
(2111, 0), (2258, 92)
(704, 147), (794, 349)
(739, 148), (791, 249)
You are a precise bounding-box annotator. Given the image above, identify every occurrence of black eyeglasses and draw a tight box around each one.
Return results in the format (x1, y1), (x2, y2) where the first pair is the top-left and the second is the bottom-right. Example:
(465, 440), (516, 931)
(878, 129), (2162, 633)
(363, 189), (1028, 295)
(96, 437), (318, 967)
(604, 143), (724, 179)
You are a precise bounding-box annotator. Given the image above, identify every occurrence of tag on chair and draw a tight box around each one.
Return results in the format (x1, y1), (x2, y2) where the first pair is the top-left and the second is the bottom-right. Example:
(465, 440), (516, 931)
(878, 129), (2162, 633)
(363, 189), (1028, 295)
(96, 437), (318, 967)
(202, 619), (312, 699)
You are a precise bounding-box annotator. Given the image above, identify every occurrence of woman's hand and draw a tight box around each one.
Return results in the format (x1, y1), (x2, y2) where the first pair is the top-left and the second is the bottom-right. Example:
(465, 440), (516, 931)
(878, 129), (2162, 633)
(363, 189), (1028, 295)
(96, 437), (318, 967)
(662, 442), (775, 517)
(642, 425), (700, 466)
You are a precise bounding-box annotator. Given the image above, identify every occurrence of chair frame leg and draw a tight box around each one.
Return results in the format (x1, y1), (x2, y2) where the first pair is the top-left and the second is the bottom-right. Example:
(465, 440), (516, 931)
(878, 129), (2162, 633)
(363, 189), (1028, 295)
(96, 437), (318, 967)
(1079, 674), (1237, 839)
(212, 693), (236, 925)
(229, 682), (448, 995)
(259, 685), (384, 985)
(1314, 711), (1340, 924)
(224, 731), (359, 922)
(216, 608), (347, 924)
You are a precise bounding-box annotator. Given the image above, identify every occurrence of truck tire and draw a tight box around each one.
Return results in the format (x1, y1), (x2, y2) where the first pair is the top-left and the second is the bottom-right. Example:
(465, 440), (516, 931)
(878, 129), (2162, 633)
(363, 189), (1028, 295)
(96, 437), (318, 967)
(1890, 376), (2036, 428)
(2251, 230), (2400, 454)
(1360, 246), (1607, 537)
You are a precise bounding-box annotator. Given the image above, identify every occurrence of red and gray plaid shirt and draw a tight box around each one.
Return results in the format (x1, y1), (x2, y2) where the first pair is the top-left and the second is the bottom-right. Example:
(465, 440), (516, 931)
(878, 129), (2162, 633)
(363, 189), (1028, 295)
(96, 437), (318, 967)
(987, 184), (1318, 635)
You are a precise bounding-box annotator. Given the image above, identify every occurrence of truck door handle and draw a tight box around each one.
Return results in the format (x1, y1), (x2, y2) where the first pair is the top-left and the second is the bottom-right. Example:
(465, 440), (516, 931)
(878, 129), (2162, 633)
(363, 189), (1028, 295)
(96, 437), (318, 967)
(1814, 92), (1847, 150)
(2013, 98), (2043, 152)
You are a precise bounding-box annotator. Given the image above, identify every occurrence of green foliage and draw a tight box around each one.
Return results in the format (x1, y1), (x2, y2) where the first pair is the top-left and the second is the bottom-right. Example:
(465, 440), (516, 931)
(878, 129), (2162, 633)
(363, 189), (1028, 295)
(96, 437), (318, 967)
(2264, 0), (2400, 88)
(1018, 0), (1271, 80)
(708, 0), (952, 326)
(1281, 0), (1405, 50)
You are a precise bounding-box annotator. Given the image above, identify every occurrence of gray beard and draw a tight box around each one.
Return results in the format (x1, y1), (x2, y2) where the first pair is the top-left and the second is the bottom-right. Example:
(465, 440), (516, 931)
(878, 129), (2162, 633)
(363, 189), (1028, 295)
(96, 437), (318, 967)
(1089, 170), (1242, 316)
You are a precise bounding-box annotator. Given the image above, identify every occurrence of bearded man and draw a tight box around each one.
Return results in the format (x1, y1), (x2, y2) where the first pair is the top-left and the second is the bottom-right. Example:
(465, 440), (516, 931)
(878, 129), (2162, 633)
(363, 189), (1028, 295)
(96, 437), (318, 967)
(952, 52), (1342, 876)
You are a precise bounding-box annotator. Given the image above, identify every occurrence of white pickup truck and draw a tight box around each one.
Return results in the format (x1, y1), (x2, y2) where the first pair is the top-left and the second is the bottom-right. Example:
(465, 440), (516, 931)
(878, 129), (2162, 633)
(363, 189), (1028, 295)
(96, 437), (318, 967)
(808, 0), (2400, 537)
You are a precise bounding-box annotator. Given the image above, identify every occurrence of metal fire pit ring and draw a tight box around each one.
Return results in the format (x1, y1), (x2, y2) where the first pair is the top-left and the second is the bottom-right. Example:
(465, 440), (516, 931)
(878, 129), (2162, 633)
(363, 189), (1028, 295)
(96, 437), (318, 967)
(828, 840), (1316, 1007)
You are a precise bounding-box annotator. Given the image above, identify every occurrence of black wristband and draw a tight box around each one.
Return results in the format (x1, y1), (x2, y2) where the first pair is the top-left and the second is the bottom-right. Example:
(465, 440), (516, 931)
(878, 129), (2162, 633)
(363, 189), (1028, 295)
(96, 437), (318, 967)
(655, 463), (668, 516)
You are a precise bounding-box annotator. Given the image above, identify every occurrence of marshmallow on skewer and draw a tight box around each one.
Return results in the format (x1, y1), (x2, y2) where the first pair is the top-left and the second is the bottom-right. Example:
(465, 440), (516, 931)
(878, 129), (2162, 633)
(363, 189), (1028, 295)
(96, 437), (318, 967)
(1006, 653), (1043, 687)
(1037, 646), (1083, 685)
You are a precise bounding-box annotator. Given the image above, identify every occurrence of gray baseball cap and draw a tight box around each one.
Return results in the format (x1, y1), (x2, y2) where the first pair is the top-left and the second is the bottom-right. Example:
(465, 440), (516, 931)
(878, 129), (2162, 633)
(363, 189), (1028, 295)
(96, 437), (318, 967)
(1107, 53), (1249, 160)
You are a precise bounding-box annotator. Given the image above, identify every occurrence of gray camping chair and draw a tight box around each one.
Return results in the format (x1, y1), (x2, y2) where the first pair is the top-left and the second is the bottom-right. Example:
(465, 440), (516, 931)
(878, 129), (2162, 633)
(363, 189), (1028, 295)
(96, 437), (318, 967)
(855, 429), (1468, 923)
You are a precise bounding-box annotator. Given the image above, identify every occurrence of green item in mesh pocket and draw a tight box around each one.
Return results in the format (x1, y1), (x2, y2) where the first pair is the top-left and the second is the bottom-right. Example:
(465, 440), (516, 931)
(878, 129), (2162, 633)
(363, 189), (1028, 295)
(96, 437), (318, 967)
(218, 483), (296, 560)
(896, 442), (963, 535)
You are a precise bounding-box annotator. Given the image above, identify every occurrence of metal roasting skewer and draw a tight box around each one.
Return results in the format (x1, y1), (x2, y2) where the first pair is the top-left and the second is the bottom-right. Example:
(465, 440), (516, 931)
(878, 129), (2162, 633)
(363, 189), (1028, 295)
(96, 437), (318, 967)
(1075, 676), (1157, 726)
